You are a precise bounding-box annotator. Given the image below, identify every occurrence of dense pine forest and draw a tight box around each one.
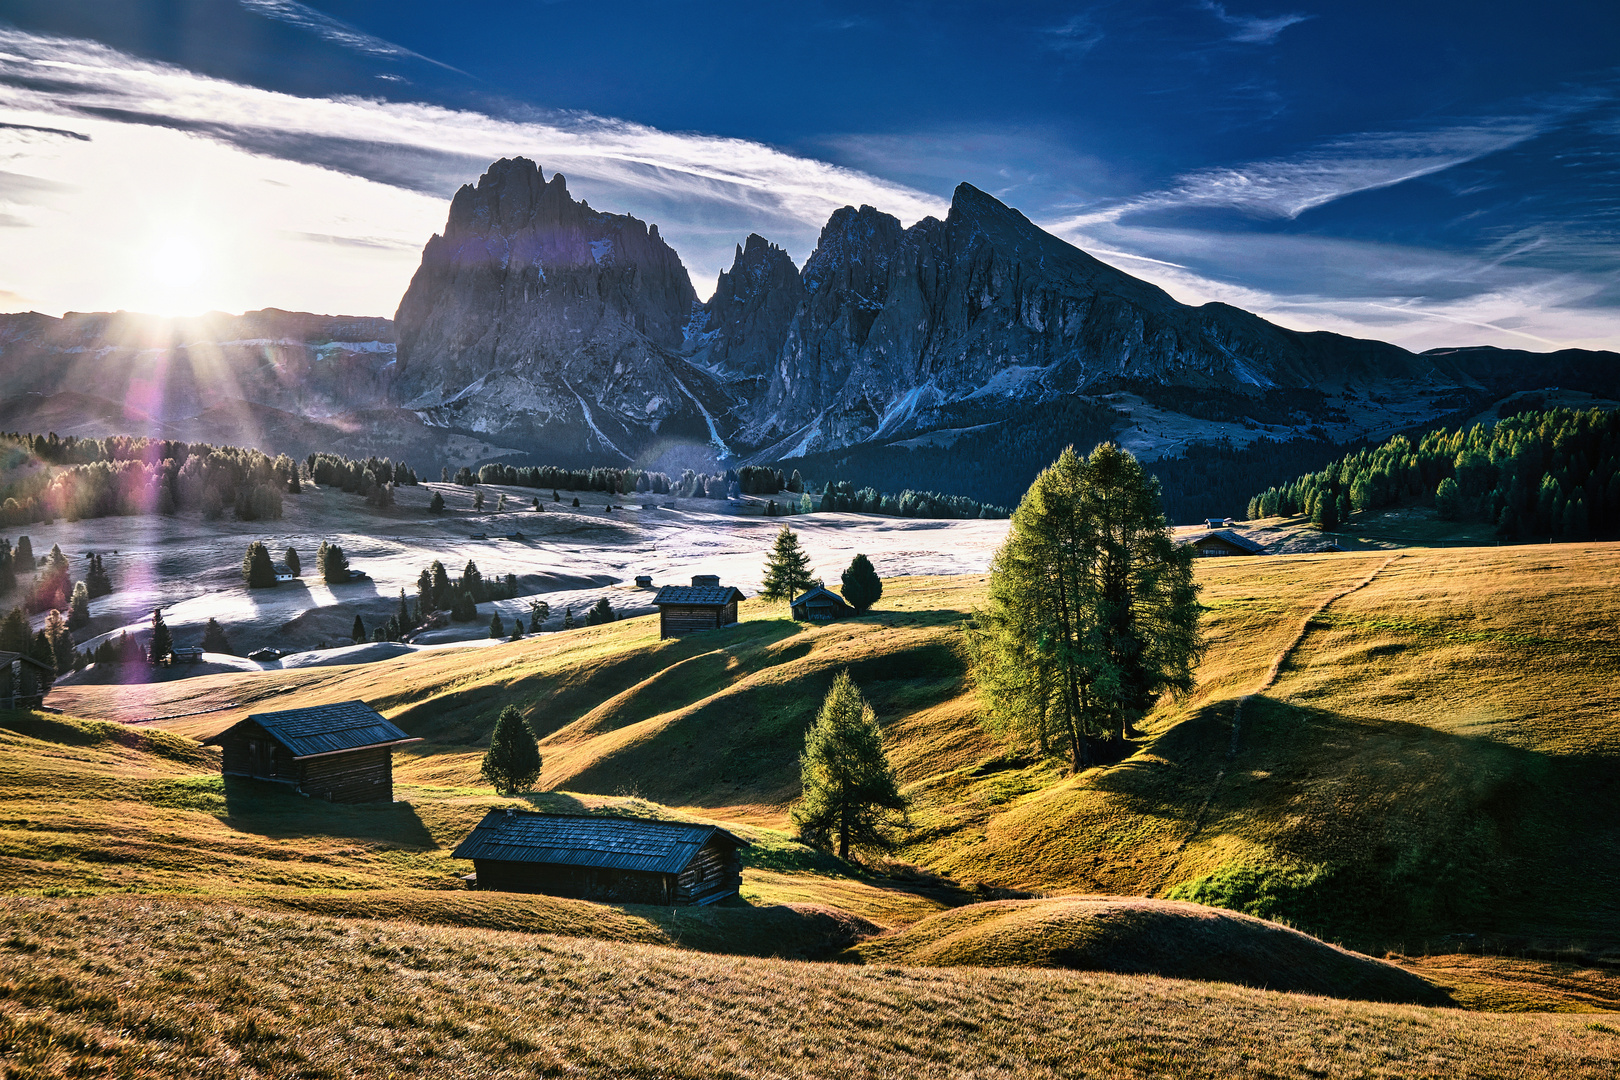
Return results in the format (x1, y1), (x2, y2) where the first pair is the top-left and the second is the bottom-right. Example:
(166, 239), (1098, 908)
(1245, 407), (1620, 540)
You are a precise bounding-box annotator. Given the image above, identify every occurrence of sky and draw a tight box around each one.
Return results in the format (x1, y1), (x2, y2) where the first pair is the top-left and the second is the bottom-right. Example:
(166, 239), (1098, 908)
(0, 0), (1616, 353)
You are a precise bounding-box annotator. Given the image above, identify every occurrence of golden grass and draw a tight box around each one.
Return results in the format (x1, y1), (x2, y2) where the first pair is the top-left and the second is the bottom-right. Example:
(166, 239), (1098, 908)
(4, 896), (1619, 1080)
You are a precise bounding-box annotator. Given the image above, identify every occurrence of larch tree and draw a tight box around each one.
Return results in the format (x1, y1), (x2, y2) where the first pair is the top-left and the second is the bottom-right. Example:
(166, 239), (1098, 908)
(43, 609), (72, 674)
(68, 581), (91, 630)
(481, 705), (541, 796)
(761, 526), (817, 602)
(973, 443), (1201, 773)
(791, 671), (908, 861)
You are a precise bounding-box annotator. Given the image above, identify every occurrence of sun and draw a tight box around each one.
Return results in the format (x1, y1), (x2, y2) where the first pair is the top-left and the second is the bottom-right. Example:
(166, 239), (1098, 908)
(148, 235), (207, 291)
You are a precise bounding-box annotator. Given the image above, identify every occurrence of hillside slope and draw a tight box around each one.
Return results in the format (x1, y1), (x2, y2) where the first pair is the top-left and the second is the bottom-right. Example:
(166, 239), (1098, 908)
(57, 546), (1620, 957)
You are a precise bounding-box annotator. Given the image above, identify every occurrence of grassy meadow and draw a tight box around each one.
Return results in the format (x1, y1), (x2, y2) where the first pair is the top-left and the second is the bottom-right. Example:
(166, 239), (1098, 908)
(7, 542), (1620, 1074)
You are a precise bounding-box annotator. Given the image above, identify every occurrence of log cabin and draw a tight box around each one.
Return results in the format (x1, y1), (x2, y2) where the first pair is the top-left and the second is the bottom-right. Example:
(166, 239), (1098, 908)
(1185, 530), (1267, 557)
(0, 651), (53, 709)
(452, 810), (748, 905)
(790, 585), (854, 623)
(203, 699), (421, 803)
(652, 575), (745, 638)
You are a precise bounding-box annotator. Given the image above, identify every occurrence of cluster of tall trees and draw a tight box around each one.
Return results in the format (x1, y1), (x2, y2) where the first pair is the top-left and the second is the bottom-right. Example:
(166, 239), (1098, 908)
(1245, 407), (1620, 540)
(973, 444), (1203, 771)
(414, 559), (519, 625)
(0, 432), (298, 525)
(304, 453), (416, 501)
(466, 463), (677, 495)
(813, 479), (1007, 519)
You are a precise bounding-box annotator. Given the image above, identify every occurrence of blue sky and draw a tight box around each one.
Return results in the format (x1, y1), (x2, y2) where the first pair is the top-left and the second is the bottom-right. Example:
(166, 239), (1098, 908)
(0, 0), (1615, 351)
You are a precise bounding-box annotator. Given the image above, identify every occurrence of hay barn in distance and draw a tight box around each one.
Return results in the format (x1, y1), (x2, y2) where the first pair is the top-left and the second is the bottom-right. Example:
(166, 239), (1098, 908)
(452, 810), (748, 905)
(652, 575), (745, 638)
(203, 700), (421, 803)
(791, 585), (854, 623)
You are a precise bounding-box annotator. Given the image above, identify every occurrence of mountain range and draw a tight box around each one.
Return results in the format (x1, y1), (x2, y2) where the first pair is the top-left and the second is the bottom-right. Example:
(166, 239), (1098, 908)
(3, 156), (1617, 515)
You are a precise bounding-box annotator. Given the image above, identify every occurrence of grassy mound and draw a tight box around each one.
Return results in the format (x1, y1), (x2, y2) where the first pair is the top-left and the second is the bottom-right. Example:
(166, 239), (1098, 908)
(847, 896), (1447, 1004)
(4, 897), (1618, 1080)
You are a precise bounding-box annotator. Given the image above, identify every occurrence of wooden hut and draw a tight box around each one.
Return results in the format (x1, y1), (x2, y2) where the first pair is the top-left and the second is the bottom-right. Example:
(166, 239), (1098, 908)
(652, 576), (745, 638)
(0, 651), (53, 709)
(203, 699), (420, 803)
(791, 585), (854, 623)
(1185, 530), (1266, 557)
(452, 810), (748, 905)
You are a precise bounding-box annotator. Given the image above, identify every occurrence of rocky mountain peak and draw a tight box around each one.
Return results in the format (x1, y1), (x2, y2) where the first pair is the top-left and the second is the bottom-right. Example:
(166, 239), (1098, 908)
(802, 204), (905, 294)
(694, 233), (805, 378)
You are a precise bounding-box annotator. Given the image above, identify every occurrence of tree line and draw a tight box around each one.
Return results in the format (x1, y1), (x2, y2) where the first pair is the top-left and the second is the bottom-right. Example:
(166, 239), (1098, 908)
(1244, 407), (1620, 540)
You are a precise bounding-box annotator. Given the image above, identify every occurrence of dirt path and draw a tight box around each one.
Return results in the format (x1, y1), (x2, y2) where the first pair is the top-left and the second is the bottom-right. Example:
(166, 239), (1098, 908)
(1147, 553), (1401, 897)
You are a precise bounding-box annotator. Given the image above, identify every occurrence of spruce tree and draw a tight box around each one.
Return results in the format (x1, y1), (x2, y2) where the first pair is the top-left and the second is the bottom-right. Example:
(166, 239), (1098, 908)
(242, 541), (277, 588)
(68, 581), (91, 630)
(791, 671), (908, 860)
(85, 553), (112, 597)
(489, 610), (505, 638)
(14, 536), (31, 572)
(563, 605), (575, 630)
(397, 589), (412, 632)
(473, 488), (485, 511)
(31, 629), (56, 685)
(429, 490), (445, 514)
(202, 618), (233, 655)
(840, 553), (882, 613)
(351, 614), (365, 644)
(761, 526), (816, 602)
(510, 617), (525, 641)
(462, 560), (484, 599)
(0, 606), (29, 654)
(481, 705), (541, 796)
(585, 597), (614, 625)
(322, 543), (349, 584)
(149, 608), (172, 665)
(284, 546), (301, 576)
(529, 599), (550, 629)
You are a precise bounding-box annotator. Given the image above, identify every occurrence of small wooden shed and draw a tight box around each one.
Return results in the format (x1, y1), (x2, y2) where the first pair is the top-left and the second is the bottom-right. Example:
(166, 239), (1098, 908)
(0, 651), (53, 709)
(203, 699), (421, 803)
(652, 576), (745, 638)
(1186, 530), (1267, 557)
(452, 810), (749, 905)
(791, 585), (854, 623)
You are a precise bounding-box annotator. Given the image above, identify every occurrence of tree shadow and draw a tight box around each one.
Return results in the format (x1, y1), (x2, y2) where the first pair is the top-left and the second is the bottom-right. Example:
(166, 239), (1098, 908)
(220, 776), (437, 849)
(1086, 694), (1620, 951)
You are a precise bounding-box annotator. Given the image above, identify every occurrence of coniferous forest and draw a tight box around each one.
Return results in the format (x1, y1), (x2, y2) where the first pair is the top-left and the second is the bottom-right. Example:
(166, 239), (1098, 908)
(1245, 407), (1620, 540)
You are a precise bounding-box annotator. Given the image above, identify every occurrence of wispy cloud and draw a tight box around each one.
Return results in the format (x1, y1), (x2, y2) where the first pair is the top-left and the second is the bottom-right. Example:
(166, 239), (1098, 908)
(1197, 1), (1311, 44)
(236, 0), (468, 75)
(1042, 12), (1106, 55)
(1056, 119), (1548, 227)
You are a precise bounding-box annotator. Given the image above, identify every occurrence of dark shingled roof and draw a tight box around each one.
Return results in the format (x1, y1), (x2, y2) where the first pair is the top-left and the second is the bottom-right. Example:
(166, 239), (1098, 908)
(451, 811), (749, 875)
(0, 650), (52, 670)
(1187, 530), (1267, 554)
(792, 585), (852, 609)
(205, 699), (419, 759)
(652, 584), (745, 607)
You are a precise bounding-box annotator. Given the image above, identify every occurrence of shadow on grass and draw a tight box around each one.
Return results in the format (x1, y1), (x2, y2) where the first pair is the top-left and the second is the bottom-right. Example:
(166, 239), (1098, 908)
(1088, 694), (1619, 951)
(219, 777), (437, 849)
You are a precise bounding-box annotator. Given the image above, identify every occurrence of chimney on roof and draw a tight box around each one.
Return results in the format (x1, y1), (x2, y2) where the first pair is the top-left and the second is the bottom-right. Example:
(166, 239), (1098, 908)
(692, 574), (719, 587)
(504, 807), (513, 816)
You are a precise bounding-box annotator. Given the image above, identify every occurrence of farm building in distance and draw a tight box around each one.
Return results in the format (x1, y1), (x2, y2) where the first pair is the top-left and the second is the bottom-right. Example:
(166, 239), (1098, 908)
(0, 651), (53, 709)
(1185, 530), (1267, 557)
(652, 575), (745, 638)
(791, 585), (854, 623)
(452, 810), (749, 905)
(203, 699), (421, 803)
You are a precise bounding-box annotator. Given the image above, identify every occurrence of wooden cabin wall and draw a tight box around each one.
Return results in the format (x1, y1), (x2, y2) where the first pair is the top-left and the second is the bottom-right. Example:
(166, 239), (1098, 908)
(294, 747), (393, 803)
(675, 838), (743, 904)
(473, 861), (676, 904)
(659, 605), (723, 638)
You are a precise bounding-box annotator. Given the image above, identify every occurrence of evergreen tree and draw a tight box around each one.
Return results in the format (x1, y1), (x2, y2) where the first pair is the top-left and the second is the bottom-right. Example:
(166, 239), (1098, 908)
(242, 541), (277, 588)
(0, 540), (13, 595)
(553, 490), (561, 502)
(202, 618), (234, 655)
(840, 553), (883, 613)
(510, 617), (525, 641)
(973, 444), (1202, 771)
(529, 599), (550, 630)
(761, 526), (816, 602)
(68, 581), (91, 630)
(489, 610), (505, 638)
(397, 589), (412, 632)
(1435, 477), (1462, 520)
(473, 488), (485, 511)
(496, 493), (508, 512)
(585, 598), (614, 625)
(149, 608), (172, 665)
(532, 497), (540, 511)
(563, 605), (575, 630)
(30, 629), (56, 685)
(43, 609), (72, 675)
(14, 536), (32, 572)
(791, 671), (908, 860)
(85, 553), (112, 597)
(429, 490), (445, 514)
(284, 547), (301, 576)
(0, 607), (28, 654)
(351, 614), (365, 644)
(372, 627), (386, 643)
(322, 543), (349, 584)
(429, 561), (451, 608)
(481, 705), (541, 796)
